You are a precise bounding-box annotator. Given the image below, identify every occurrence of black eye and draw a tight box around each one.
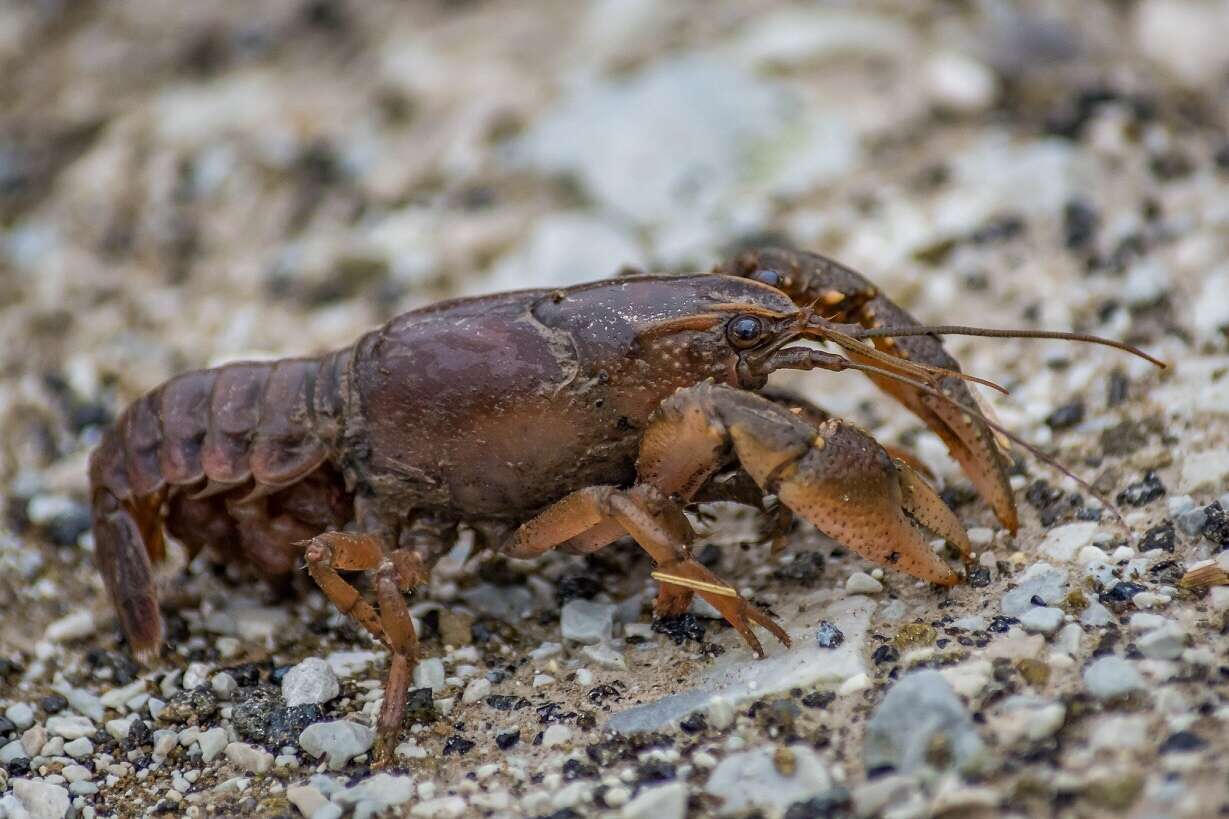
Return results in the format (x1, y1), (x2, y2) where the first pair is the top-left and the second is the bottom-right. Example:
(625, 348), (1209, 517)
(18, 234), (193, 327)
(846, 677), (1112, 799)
(753, 269), (783, 288)
(727, 315), (765, 348)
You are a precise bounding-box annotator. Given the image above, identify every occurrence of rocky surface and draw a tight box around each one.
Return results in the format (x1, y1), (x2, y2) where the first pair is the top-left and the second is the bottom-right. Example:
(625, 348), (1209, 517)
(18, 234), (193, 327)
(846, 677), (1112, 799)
(1, 1), (1228, 818)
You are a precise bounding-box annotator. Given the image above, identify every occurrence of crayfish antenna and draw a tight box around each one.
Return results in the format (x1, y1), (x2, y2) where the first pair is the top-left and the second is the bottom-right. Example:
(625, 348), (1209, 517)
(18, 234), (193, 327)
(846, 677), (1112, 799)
(842, 325), (1167, 369)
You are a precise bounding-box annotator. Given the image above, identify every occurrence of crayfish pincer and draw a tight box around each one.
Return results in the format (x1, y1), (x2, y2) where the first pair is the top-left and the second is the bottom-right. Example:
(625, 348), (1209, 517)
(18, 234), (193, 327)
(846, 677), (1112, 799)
(88, 247), (1163, 763)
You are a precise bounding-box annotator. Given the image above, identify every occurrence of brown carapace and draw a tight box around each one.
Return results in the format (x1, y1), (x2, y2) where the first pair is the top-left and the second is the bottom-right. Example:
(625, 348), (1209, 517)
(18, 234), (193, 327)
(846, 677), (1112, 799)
(88, 247), (1162, 763)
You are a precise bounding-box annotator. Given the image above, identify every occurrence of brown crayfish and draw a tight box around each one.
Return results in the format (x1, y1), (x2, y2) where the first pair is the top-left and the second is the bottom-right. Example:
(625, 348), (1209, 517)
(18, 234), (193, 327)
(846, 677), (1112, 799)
(88, 247), (1162, 762)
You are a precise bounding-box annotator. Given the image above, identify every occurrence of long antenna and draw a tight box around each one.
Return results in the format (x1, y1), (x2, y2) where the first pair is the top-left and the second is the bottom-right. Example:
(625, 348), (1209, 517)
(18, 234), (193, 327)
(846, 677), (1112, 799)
(840, 324), (1166, 369)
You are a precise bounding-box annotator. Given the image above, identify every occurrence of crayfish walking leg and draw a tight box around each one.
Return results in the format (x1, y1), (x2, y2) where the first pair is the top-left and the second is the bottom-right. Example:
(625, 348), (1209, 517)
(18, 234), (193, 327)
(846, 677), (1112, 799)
(302, 532), (426, 766)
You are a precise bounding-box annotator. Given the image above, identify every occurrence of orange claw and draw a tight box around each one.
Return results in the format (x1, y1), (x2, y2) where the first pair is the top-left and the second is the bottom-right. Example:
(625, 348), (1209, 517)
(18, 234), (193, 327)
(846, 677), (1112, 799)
(719, 247), (1019, 532)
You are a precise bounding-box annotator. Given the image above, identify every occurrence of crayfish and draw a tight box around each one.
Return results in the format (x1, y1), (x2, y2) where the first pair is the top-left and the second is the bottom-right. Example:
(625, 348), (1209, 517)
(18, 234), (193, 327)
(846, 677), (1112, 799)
(88, 247), (1162, 762)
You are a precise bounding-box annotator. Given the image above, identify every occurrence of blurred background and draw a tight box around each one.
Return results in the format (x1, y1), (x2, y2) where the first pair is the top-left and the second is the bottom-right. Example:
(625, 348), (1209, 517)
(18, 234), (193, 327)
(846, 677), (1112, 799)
(1, 0), (1227, 627)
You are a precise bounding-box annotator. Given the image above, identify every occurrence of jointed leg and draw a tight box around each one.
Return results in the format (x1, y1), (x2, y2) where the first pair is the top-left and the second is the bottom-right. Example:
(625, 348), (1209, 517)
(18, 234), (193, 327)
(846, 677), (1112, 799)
(641, 384), (971, 585)
(302, 531), (427, 766)
(504, 485), (789, 657)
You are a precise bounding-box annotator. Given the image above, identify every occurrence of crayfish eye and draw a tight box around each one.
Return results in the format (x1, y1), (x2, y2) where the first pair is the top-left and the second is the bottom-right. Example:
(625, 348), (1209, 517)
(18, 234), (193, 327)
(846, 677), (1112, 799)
(727, 315), (765, 348)
(752, 269), (783, 288)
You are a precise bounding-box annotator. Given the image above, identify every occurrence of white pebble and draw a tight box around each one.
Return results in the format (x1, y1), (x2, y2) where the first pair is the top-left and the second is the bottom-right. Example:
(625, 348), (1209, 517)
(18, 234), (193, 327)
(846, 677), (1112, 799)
(5, 703), (35, 730)
(197, 727), (228, 764)
(461, 677), (491, 705)
(225, 742), (274, 774)
(46, 715), (95, 740)
(281, 657), (341, 707)
(63, 737), (94, 758)
(413, 658), (446, 692)
(845, 572), (883, 595)
(44, 610), (96, 642)
(541, 725), (572, 748)
(211, 673), (238, 700)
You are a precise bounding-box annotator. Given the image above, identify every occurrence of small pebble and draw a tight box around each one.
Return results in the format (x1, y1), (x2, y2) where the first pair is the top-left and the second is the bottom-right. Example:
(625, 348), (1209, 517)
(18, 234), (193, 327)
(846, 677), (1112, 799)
(461, 677), (491, 705)
(298, 720), (375, 770)
(282, 657), (341, 707)
(1084, 656), (1145, 701)
(541, 724), (572, 748)
(846, 572), (883, 595)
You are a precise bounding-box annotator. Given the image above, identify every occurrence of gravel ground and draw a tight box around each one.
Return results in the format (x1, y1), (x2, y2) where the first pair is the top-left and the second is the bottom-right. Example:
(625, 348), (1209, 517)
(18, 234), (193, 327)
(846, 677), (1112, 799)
(2, 2), (1229, 818)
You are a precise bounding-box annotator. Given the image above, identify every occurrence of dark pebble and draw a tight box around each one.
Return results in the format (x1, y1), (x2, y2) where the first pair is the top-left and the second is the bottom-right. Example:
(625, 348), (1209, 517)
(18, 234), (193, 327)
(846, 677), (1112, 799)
(536, 810), (581, 819)
(0, 716), (15, 737)
(1030, 595), (1047, 607)
(232, 687), (324, 748)
(1063, 199), (1099, 250)
(1202, 502), (1229, 547)
(774, 552), (825, 583)
(485, 694), (530, 711)
(988, 615), (1019, 634)
(635, 759), (676, 785)
(220, 663), (266, 688)
(555, 574), (603, 606)
(651, 613), (706, 646)
(679, 712), (707, 734)
(967, 566), (991, 588)
(1140, 521), (1175, 552)
(159, 689), (218, 725)
(1026, 480), (1064, 509)
(1150, 150), (1193, 180)
(537, 703), (575, 725)
(40, 694), (68, 715)
(1159, 731), (1206, 754)
(562, 758), (598, 780)
(784, 787), (853, 819)
(442, 735), (475, 756)
(940, 485), (979, 511)
(1046, 401), (1085, 430)
(1101, 581), (1146, 607)
(7, 757), (32, 776)
(1106, 370), (1129, 406)
(801, 691), (835, 710)
(815, 621), (844, 649)
(495, 730), (520, 750)
(42, 502), (92, 547)
(405, 687), (436, 724)
(871, 645), (899, 664)
(126, 718), (152, 750)
(586, 685), (621, 706)
(86, 649), (140, 686)
(1116, 472), (1166, 507)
